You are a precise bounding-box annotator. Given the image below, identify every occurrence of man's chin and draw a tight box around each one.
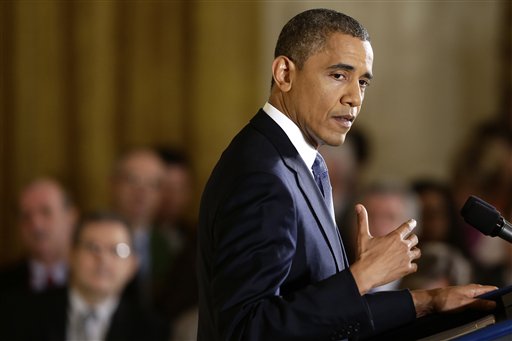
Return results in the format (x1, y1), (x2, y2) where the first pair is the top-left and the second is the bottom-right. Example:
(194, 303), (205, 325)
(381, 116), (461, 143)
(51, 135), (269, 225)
(323, 135), (346, 147)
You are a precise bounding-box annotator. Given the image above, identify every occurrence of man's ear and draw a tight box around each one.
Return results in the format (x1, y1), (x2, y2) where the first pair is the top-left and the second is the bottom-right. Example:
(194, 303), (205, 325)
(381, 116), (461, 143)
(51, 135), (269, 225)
(271, 56), (295, 92)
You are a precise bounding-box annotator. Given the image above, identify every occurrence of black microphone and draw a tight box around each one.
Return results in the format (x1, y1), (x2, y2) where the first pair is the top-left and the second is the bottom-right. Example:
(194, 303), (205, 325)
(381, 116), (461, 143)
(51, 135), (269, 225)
(460, 195), (512, 243)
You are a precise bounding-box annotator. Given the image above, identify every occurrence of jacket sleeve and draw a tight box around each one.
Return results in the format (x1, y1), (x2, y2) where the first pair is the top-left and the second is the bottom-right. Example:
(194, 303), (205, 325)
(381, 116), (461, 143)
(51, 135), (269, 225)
(208, 172), (415, 340)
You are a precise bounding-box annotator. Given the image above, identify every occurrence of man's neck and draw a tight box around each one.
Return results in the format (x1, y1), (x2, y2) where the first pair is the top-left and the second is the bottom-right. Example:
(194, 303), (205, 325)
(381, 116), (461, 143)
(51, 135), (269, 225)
(32, 252), (67, 269)
(72, 285), (111, 307)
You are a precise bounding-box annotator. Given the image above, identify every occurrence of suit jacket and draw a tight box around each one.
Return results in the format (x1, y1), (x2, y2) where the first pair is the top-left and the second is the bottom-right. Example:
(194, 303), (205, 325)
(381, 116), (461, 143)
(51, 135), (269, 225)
(0, 259), (31, 294)
(4, 287), (168, 341)
(123, 227), (173, 309)
(0, 258), (68, 295)
(197, 110), (416, 340)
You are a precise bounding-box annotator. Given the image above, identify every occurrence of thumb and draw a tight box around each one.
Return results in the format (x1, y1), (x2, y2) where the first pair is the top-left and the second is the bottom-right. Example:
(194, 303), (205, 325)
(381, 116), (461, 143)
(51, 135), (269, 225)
(355, 204), (372, 244)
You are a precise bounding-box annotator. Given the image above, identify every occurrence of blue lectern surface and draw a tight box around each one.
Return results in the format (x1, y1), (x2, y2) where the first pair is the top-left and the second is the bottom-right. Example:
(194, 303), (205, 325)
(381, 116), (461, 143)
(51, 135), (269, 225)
(453, 319), (512, 341)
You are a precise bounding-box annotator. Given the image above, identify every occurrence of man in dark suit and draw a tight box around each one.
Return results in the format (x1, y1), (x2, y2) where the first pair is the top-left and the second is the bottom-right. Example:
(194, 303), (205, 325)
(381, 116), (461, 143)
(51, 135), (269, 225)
(109, 148), (173, 310)
(197, 8), (496, 340)
(6, 212), (168, 341)
(0, 177), (77, 295)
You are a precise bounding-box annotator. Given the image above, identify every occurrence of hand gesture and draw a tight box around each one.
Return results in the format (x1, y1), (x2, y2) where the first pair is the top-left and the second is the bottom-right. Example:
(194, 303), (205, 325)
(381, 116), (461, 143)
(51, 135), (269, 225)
(350, 204), (421, 294)
(412, 284), (497, 317)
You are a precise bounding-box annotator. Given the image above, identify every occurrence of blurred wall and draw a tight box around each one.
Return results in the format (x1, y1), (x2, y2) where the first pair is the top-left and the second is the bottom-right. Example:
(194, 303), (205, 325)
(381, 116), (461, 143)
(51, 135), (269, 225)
(0, 1), (510, 264)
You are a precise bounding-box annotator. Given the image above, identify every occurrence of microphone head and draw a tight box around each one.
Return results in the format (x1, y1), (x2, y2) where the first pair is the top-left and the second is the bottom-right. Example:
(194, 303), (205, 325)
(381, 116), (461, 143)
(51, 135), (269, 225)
(460, 195), (502, 237)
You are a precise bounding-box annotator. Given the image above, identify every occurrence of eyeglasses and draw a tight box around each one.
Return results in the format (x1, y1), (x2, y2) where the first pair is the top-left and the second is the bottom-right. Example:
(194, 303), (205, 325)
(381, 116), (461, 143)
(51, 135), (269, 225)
(78, 240), (132, 259)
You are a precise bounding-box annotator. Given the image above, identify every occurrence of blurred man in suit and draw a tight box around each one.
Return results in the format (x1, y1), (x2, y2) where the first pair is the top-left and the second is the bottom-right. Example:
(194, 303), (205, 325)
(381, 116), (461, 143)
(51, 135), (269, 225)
(11, 212), (168, 341)
(154, 147), (199, 336)
(0, 177), (78, 294)
(110, 148), (170, 309)
(358, 180), (419, 292)
(197, 8), (496, 340)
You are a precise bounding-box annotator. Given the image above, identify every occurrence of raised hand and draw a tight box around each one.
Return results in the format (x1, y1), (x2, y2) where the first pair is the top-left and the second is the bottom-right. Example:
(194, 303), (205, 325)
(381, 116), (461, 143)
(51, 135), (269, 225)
(350, 204), (421, 294)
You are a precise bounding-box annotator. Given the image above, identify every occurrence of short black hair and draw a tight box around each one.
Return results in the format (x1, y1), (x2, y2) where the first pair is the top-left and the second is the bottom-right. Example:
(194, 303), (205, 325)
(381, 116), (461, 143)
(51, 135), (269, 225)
(274, 8), (370, 70)
(154, 146), (190, 168)
(72, 211), (133, 247)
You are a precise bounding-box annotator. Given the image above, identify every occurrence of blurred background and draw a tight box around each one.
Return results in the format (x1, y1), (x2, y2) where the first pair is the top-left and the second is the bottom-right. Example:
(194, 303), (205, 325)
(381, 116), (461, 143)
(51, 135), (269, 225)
(0, 0), (511, 266)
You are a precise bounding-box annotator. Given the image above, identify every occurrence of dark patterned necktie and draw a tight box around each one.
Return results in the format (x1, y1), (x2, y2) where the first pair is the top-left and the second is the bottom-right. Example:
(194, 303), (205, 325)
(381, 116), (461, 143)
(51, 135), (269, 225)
(312, 152), (334, 218)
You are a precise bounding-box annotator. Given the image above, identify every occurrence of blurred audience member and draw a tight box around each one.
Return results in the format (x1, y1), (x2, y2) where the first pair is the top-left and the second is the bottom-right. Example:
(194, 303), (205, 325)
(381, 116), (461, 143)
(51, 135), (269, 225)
(411, 179), (467, 254)
(0, 177), (78, 295)
(400, 242), (472, 290)
(155, 146), (195, 261)
(110, 148), (169, 307)
(320, 127), (370, 263)
(154, 146), (199, 337)
(358, 179), (419, 292)
(9, 212), (168, 341)
(451, 120), (512, 286)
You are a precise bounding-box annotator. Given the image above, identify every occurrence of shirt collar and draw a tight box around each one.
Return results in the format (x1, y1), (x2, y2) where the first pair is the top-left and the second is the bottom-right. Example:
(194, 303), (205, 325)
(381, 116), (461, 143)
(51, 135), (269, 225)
(263, 102), (317, 172)
(29, 259), (68, 291)
(69, 287), (119, 321)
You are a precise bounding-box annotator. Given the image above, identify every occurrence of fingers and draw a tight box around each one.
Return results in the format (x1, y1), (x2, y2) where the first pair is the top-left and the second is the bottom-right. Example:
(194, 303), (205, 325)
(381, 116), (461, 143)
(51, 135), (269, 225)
(355, 204), (372, 241)
(406, 233), (419, 249)
(409, 246), (421, 261)
(396, 219), (417, 239)
(404, 247), (420, 274)
(469, 284), (499, 297)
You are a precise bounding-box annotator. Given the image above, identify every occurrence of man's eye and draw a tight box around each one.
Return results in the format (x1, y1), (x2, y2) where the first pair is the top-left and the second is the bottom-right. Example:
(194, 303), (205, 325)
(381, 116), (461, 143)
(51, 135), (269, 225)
(359, 79), (370, 88)
(332, 73), (344, 80)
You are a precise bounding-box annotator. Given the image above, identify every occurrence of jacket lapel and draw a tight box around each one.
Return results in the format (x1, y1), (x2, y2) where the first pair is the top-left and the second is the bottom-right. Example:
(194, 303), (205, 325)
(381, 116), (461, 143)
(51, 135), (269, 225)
(250, 110), (346, 271)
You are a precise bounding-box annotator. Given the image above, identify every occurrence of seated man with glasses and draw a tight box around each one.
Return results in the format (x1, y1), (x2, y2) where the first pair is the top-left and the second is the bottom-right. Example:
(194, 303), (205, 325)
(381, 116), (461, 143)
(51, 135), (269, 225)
(4, 212), (169, 341)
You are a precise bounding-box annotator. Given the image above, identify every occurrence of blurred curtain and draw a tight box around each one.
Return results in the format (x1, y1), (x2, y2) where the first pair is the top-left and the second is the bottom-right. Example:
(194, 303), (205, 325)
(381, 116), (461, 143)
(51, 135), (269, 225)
(0, 1), (263, 264)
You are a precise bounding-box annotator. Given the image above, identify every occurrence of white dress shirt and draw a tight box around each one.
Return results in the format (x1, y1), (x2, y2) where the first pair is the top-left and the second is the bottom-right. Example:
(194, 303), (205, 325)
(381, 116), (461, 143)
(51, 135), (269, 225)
(29, 259), (68, 291)
(67, 288), (119, 341)
(263, 102), (317, 174)
(263, 102), (336, 221)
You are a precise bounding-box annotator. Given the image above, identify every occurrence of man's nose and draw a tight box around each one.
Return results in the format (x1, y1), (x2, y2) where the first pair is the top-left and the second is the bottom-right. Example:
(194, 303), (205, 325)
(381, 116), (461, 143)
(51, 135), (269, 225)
(340, 80), (362, 107)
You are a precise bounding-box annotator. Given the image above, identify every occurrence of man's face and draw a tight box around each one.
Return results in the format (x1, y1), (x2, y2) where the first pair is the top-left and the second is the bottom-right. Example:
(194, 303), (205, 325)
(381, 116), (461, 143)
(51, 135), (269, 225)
(364, 193), (409, 237)
(18, 181), (76, 262)
(112, 151), (164, 227)
(71, 221), (137, 299)
(285, 33), (373, 147)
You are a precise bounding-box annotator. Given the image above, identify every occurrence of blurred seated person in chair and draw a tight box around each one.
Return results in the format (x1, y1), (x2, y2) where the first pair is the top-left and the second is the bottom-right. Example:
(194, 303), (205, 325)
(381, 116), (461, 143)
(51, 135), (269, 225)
(357, 179), (419, 292)
(0, 177), (78, 295)
(11, 212), (168, 341)
(401, 242), (472, 290)
(155, 146), (195, 263)
(154, 147), (199, 327)
(109, 148), (169, 308)
(411, 179), (467, 255)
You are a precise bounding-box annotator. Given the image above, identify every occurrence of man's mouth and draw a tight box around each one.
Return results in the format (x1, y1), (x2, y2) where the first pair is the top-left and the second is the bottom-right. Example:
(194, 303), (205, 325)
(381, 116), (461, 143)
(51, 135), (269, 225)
(333, 115), (355, 128)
